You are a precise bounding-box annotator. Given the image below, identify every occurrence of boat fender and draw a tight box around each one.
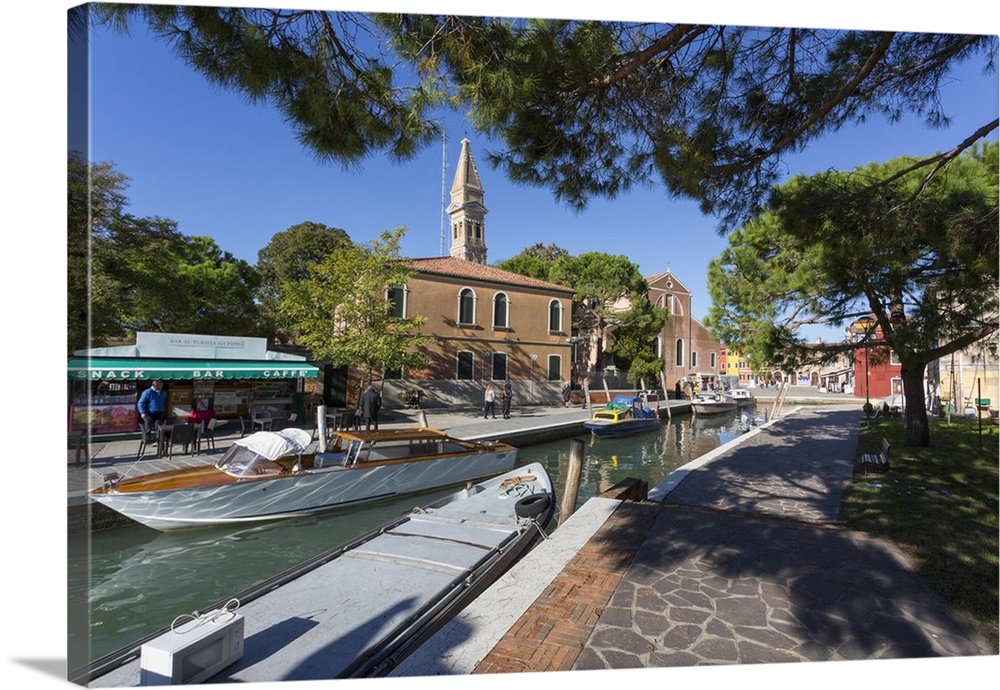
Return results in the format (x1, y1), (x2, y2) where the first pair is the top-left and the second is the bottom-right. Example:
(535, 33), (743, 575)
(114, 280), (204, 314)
(514, 492), (552, 519)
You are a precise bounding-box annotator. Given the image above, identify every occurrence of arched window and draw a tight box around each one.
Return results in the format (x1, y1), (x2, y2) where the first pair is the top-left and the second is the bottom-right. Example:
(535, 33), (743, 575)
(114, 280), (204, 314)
(548, 300), (562, 332)
(675, 339), (684, 367)
(493, 292), (510, 328)
(458, 288), (476, 325)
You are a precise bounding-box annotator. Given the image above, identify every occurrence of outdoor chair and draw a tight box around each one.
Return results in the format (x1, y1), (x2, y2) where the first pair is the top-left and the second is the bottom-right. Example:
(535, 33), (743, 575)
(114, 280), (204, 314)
(166, 423), (197, 457)
(199, 418), (219, 453)
(69, 429), (89, 467)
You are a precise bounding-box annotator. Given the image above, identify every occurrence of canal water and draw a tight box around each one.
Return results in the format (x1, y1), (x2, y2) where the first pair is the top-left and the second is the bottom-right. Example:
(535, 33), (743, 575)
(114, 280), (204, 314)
(71, 410), (743, 667)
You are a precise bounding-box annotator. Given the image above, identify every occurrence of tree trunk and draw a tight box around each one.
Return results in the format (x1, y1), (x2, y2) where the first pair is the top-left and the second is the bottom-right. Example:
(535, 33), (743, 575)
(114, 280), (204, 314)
(901, 361), (931, 447)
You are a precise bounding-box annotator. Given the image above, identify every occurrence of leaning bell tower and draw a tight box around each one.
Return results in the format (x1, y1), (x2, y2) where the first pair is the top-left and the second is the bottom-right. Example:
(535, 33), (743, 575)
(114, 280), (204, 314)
(446, 138), (488, 264)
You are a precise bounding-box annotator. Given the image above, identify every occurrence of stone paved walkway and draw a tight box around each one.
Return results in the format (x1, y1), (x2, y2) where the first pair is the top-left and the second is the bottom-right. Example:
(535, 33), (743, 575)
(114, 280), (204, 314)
(467, 406), (993, 675)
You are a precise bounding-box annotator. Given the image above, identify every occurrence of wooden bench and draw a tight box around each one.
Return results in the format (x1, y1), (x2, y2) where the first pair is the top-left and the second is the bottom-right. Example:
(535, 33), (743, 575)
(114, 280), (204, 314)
(858, 437), (891, 474)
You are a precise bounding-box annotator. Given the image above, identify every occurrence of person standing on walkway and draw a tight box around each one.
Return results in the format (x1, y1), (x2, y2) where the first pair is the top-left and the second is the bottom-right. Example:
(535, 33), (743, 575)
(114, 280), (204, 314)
(137, 379), (166, 439)
(501, 382), (513, 419)
(483, 383), (497, 419)
(359, 384), (382, 430)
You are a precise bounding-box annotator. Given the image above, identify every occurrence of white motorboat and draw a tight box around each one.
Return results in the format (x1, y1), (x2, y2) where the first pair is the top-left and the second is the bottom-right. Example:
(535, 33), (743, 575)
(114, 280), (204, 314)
(82, 463), (555, 685)
(690, 392), (738, 415)
(90, 427), (518, 531)
(728, 388), (758, 408)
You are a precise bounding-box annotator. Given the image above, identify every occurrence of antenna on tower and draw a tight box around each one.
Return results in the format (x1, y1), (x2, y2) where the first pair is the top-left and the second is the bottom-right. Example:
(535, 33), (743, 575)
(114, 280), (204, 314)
(439, 132), (447, 256)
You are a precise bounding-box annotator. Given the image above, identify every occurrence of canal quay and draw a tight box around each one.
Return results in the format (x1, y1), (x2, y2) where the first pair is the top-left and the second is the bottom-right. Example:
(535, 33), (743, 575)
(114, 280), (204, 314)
(69, 392), (993, 684)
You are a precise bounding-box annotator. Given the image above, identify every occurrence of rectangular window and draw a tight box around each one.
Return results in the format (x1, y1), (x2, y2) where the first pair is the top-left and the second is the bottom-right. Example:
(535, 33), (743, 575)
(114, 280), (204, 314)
(387, 286), (405, 318)
(547, 355), (561, 381)
(691, 351), (698, 368)
(456, 351), (474, 380)
(491, 353), (508, 381)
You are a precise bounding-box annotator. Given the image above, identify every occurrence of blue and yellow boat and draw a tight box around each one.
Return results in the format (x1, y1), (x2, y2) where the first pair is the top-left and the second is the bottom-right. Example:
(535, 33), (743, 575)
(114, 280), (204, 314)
(583, 394), (662, 438)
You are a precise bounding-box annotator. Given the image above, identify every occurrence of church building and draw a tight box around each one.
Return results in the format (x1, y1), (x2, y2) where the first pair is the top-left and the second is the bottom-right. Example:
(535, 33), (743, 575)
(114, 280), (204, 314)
(377, 139), (576, 409)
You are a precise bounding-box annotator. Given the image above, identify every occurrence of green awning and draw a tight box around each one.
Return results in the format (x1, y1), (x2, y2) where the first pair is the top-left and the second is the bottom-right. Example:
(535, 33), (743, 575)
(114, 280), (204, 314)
(68, 357), (319, 381)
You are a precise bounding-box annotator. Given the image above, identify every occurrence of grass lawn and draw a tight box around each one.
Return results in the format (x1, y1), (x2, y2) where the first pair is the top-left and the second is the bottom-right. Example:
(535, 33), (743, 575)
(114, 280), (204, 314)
(840, 416), (999, 652)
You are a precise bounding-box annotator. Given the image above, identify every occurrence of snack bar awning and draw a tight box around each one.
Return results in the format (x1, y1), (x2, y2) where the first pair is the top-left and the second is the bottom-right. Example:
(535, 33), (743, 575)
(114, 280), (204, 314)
(68, 358), (319, 381)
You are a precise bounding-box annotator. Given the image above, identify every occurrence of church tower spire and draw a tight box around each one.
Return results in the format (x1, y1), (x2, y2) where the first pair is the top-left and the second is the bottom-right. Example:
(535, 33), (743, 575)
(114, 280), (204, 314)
(446, 138), (488, 264)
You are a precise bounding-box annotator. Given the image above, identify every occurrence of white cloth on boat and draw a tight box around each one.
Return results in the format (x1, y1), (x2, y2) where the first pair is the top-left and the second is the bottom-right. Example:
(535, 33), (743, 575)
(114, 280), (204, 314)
(233, 429), (312, 459)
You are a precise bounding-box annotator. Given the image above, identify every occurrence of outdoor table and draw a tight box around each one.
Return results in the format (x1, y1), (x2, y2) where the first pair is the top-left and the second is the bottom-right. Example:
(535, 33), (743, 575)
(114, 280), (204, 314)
(156, 423), (198, 457)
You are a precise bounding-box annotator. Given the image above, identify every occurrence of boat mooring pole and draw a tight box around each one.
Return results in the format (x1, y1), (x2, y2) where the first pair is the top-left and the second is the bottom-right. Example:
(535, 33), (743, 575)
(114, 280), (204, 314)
(317, 404), (328, 453)
(660, 371), (672, 420)
(419, 410), (429, 428)
(560, 438), (585, 522)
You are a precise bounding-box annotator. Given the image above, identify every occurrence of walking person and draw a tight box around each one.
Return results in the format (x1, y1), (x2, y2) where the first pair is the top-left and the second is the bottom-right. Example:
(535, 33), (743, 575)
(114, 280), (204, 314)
(359, 384), (382, 430)
(501, 382), (513, 419)
(483, 383), (497, 419)
(137, 379), (166, 439)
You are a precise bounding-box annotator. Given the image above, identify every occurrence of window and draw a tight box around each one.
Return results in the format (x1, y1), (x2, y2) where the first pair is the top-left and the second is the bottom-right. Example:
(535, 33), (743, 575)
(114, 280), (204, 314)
(456, 351), (474, 380)
(387, 285), (405, 319)
(547, 355), (561, 381)
(458, 288), (476, 325)
(548, 300), (563, 332)
(491, 352), (508, 381)
(652, 337), (661, 359)
(493, 293), (509, 328)
(691, 351), (698, 368)
(710, 352), (717, 369)
(675, 339), (684, 367)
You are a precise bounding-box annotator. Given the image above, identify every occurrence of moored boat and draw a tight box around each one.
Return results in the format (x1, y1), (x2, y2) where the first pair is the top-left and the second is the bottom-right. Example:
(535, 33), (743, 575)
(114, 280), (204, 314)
(583, 394), (661, 438)
(90, 427), (518, 531)
(690, 391), (738, 415)
(82, 463), (555, 685)
(729, 388), (757, 408)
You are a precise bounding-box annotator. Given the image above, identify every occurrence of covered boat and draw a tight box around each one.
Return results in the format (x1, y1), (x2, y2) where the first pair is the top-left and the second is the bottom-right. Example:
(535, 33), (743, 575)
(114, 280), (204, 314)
(90, 427), (518, 531)
(729, 388), (757, 408)
(83, 463), (555, 685)
(690, 391), (738, 415)
(583, 394), (661, 438)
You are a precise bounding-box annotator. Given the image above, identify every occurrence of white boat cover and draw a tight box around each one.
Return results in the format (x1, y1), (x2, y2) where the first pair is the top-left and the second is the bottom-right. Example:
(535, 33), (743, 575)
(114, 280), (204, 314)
(232, 429), (312, 459)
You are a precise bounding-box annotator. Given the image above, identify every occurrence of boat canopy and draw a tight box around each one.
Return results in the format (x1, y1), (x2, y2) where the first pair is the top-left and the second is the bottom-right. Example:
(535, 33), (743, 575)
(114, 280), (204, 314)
(233, 429), (312, 460)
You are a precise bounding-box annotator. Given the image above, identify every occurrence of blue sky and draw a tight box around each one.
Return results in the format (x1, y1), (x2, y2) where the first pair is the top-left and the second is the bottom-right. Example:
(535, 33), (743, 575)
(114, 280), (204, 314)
(74, 2), (999, 345)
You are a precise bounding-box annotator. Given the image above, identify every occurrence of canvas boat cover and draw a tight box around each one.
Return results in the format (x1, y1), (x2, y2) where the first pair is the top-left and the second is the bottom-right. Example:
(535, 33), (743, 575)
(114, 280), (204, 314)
(232, 429), (312, 460)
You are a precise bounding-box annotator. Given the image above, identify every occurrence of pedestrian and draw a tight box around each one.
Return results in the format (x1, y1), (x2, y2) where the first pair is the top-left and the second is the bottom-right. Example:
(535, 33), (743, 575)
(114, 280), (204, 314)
(674, 380), (682, 399)
(501, 382), (513, 419)
(137, 379), (166, 439)
(483, 383), (497, 419)
(359, 384), (382, 430)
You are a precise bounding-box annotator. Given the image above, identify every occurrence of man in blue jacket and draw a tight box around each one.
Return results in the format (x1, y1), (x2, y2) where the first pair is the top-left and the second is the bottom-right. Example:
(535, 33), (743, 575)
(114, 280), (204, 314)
(137, 379), (166, 438)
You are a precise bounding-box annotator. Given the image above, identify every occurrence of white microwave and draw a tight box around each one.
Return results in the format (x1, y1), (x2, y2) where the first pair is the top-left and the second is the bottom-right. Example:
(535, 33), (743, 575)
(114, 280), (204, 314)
(139, 611), (244, 685)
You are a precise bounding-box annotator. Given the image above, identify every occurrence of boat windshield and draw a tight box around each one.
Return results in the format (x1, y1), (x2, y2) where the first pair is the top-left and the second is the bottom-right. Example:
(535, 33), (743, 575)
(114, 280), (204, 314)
(216, 444), (285, 478)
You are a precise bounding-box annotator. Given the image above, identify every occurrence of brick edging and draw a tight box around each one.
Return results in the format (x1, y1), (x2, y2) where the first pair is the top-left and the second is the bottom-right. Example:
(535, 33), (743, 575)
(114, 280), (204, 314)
(473, 500), (660, 674)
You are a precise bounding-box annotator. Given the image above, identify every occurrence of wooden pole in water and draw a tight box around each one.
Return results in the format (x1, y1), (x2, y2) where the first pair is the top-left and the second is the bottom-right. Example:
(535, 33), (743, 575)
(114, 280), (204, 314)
(660, 370), (672, 420)
(560, 438), (585, 521)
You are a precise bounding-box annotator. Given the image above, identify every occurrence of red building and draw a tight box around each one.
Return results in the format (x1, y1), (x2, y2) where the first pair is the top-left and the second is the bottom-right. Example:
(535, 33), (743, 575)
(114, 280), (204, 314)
(849, 317), (903, 403)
